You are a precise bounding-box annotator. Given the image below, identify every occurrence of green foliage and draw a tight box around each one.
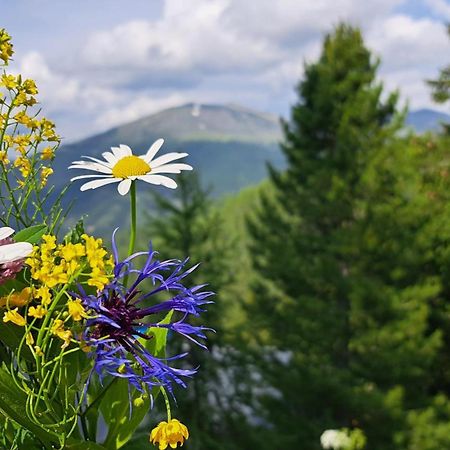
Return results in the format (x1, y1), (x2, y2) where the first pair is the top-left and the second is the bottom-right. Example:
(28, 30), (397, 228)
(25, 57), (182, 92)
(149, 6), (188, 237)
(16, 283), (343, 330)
(245, 23), (432, 450)
(403, 394), (450, 450)
(428, 25), (450, 105)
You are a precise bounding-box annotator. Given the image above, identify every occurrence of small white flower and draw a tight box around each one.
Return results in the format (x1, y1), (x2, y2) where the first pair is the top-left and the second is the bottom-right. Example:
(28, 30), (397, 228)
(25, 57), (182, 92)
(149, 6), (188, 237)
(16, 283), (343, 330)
(0, 227), (33, 264)
(320, 429), (351, 449)
(69, 138), (193, 196)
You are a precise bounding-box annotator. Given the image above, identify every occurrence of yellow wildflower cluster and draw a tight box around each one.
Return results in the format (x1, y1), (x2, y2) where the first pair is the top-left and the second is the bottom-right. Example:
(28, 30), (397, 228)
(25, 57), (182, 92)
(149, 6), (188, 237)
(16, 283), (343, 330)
(0, 42), (59, 188)
(1, 234), (112, 349)
(0, 29), (13, 65)
(27, 234), (112, 292)
(150, 419), (189, 450)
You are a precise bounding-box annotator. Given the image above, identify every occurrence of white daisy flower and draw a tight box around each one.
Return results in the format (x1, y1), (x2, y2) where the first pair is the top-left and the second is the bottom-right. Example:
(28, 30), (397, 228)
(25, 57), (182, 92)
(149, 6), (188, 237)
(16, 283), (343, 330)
(320, 430), (351, 449)
(69, 138), (193, 196)
(0, 227), (33, 264)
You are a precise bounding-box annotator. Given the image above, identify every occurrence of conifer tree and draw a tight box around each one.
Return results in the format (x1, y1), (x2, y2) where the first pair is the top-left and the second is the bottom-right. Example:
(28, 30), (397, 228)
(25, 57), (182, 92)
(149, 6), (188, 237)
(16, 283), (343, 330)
(247, 24), (405, 448)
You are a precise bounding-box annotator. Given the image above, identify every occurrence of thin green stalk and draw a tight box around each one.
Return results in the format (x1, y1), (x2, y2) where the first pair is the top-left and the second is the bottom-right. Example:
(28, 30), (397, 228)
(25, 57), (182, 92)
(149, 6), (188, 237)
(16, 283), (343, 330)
(161, 387), (172, 421)
(124, 182), (137, 288)
(128, 181), (137, 256)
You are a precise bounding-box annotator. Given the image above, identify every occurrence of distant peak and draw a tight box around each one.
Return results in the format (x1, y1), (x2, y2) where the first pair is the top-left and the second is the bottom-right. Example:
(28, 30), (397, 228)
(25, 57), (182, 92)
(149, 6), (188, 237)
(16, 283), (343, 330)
(191, 103), (201, 117)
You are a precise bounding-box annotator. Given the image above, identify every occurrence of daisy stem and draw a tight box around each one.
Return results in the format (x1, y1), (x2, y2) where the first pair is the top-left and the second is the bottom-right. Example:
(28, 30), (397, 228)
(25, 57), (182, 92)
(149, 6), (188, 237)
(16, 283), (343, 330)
(128, 181), (137, 256)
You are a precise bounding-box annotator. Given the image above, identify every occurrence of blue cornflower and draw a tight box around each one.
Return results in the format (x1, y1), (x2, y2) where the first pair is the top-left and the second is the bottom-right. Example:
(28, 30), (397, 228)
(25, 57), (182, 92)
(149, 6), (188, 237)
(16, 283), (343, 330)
(75, 231), (213, 396)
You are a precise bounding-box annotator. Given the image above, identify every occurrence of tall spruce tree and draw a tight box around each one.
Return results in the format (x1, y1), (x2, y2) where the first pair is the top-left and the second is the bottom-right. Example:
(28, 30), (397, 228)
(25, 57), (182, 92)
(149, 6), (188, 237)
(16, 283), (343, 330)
(246, 24), (404, 449)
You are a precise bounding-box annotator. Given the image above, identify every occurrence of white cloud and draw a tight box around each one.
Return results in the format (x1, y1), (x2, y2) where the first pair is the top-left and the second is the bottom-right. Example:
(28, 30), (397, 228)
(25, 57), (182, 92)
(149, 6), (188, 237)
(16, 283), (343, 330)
(82, 0), (280, 76)
(94, 93), (187, 129)
(368, 15), (450, 70)
(425, 0), (450, 20)
(7, 0), (449, 140)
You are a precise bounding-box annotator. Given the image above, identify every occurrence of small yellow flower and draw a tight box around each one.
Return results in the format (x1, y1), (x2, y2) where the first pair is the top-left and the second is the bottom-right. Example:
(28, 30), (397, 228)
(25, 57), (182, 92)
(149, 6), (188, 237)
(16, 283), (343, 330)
(0, 151), (9, 165)
(67, 299), (88, 321)
(34, 345), (44, 357)
(0, 287), (32, 308)
(26, 332), (34, 346)
(3, 308), (26, 326)
(59, 242), (85, 262)
(35, 285), (52, 306)
(21, 79), (38, 95)
(51, 319), (72, 348)
(0, 29), (14, 65)
(1, 73), (17, 89)
(150, 419), (189, 450)
(40, 166), (53, 187)
(41, 147), (54, 160)
(28, 304), (47, 319)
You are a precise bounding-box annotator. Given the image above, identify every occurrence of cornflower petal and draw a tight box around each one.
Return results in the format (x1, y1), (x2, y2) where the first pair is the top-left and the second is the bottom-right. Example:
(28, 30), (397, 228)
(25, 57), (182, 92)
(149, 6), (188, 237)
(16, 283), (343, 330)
(76, 234), (213, 398)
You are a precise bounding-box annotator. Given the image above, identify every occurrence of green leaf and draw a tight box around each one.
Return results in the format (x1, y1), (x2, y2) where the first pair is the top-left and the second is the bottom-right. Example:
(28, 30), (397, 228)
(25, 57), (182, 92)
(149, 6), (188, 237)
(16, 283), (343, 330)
(0, 322), (33, 362)
(14, 224), (47, 244)
(145, 310), (174, 357)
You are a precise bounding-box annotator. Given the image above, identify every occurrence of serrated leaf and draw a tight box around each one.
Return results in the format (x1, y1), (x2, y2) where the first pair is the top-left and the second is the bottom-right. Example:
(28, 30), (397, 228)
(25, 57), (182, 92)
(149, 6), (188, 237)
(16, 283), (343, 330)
(14, 225), (47, 244)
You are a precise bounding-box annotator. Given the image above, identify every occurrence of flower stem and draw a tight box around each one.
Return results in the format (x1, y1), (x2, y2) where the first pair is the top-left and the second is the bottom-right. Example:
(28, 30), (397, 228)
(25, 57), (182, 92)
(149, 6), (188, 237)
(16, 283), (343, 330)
(128, 181), (137, 256)
(161, 386), (172, 421)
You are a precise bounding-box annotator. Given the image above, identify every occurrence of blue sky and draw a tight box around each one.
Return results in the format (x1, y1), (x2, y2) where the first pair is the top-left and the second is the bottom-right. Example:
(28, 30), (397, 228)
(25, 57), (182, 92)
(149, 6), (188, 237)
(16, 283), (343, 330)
(2, 0), (450, 141)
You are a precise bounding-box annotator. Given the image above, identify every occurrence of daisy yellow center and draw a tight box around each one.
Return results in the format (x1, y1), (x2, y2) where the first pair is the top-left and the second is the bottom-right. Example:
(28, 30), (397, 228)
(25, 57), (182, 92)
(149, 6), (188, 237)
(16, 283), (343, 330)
(112, 156), (151, 178)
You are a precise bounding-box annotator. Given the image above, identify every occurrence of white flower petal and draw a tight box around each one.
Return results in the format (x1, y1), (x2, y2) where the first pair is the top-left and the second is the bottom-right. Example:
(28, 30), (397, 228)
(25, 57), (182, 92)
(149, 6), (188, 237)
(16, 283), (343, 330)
(102, 151), (118, 165)
(137, 174), (177, 189)
(150, 163), (193, 174)
(150, 152), (189, 169)
(119, 145), (133, 157)
(0, 242), (33, 263)
(118, 179), (132, 196)
(111, 146), (123, 158)
(80, 178), (120, 191)
(141, 138), (164, 163)
(69, 162), (112, 174)
(81, 156), (113, 169)
(0, 227), (15, 240)
(70, 174), (113, 182)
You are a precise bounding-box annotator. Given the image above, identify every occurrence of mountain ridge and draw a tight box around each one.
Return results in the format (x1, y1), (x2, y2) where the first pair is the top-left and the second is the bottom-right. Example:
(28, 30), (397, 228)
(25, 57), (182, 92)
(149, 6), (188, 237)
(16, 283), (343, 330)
(52, 103), (449, 234)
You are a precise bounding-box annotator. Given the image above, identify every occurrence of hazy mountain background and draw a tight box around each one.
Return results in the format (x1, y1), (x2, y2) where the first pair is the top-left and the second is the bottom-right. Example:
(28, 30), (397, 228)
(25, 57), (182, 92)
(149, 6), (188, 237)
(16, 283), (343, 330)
(53, 103), (449, 234)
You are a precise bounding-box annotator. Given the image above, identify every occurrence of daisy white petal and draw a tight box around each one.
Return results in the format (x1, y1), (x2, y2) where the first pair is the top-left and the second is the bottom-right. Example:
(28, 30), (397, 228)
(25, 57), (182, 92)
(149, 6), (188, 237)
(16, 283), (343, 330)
(150, 152), (189, 169)
(70, 174), (114, 182)
(0, 227), (15, 240)
(69, 162), (112, 174)
(102, 152), (118, 165)
(141, 138), (164, 163)
(111, 147), (123, 158)
(150, 163), (193, 174)
(119, 145), (133, 156)
(0, 242), (33, 264)
(82, 155), (113, 169)
(80, 178), (120, 191)
(137, 174), (177, 189)
(118, 179), (132, 196)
